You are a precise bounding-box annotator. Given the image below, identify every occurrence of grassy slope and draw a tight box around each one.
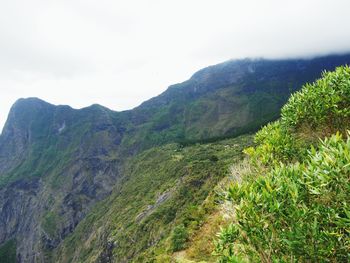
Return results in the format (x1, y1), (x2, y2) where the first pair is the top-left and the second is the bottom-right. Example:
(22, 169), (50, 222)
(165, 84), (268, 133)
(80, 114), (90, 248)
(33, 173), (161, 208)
(126, 54), (350, 151)
(53, 135), (253, 262)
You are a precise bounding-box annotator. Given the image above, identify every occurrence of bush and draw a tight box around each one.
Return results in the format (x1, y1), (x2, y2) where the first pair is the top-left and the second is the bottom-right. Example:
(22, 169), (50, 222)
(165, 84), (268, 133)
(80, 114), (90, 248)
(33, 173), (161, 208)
(171, 224), (188, 252)
(245, 66), (350, 166)
(281, 65), (350, 131)
(244, 121), (305, 165)
(215, 133), (350, 262)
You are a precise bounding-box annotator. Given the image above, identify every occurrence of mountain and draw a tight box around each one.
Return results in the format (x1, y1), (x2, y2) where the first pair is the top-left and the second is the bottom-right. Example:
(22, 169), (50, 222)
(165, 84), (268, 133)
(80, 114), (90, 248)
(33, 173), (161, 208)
(0, 54), (350, 262)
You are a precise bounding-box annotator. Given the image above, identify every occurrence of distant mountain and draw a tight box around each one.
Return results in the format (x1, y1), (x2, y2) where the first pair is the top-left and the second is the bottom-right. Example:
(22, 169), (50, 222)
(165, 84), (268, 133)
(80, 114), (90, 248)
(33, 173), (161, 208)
(0, 53), (350, 262)
(125, 54), (350, 150)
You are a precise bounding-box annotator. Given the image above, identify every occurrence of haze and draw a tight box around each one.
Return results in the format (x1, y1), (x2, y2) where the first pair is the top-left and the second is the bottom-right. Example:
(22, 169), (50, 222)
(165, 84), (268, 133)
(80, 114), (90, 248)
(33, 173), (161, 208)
(1, 0), (350, 131)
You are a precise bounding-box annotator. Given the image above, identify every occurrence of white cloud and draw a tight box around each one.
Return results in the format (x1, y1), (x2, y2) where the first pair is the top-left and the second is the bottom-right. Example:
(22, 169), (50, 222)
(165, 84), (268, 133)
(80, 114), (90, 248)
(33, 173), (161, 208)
(1, 0), (350, 131)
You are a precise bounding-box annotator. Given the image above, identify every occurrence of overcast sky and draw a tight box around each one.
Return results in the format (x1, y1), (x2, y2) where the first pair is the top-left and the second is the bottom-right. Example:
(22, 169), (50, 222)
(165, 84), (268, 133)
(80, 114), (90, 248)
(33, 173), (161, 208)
(1, 0), (350, 131)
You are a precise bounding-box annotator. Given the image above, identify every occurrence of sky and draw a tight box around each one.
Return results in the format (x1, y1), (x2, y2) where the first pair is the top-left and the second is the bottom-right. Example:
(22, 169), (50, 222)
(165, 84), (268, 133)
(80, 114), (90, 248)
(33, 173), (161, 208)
(1, 0), (350, 132)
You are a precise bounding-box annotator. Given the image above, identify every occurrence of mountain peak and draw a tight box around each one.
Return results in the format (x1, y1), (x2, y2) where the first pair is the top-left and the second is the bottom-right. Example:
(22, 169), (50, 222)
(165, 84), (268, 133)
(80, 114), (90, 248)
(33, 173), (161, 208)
(1, 98), (55, 139)
(11, 97), (53, 110)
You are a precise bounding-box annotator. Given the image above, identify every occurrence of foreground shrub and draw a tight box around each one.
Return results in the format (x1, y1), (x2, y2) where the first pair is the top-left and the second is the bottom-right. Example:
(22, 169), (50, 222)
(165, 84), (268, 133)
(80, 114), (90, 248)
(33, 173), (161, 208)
(281, 65), (350, 131)
(245, 66), (350, 166)
(215, 133), (350, 262)
(244, 121), (305, 165)
(171, 224), (189, 252)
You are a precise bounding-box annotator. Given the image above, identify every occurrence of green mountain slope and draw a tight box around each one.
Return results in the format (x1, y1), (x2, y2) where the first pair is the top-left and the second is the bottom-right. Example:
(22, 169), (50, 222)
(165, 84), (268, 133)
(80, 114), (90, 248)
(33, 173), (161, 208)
(0, 54), (350, 262)
(53, 135), (252, 262)
(124, 54), (350, 150)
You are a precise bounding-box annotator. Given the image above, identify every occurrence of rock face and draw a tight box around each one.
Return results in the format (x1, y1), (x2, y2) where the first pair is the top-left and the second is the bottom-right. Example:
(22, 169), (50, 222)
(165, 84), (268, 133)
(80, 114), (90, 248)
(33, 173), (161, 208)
(0, 99), (123, 262)
(1, 54), (350, 262)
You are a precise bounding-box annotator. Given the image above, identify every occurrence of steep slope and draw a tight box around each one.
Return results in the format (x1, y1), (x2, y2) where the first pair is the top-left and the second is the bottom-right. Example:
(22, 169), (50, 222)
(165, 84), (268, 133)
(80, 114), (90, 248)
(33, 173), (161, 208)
(125, 54), (350, 150)
(0, 54), (350, 262)
(0, 99), (124, 262)
(53, 135), (252, 262)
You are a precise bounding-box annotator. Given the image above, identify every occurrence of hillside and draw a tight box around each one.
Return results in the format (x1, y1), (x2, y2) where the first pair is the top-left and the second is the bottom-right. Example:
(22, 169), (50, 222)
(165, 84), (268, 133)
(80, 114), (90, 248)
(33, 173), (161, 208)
(0, 54), (350, 262)
(53, 135), (252, 262)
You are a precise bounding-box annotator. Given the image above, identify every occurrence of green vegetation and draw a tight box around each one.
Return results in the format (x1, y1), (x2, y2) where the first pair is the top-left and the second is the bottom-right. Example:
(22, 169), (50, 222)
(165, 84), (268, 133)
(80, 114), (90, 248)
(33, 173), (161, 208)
(0, 239), (16, 263)
(216, 133), (350, 262)
(243, 121), (305, 165)
(215, 66), (350, 262)
(125, 81), (288, 151)
(244, 66), (350, 166)
(282, 66), (350, 130)
(42, 211), (60, 239)
(171, 224), (189, 252)
(53, 135), (252, 262)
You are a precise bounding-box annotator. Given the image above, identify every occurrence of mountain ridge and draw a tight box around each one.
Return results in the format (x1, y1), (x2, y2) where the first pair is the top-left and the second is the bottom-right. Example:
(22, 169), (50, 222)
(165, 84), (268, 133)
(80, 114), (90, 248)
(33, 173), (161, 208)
(1, 53), (350, 262)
